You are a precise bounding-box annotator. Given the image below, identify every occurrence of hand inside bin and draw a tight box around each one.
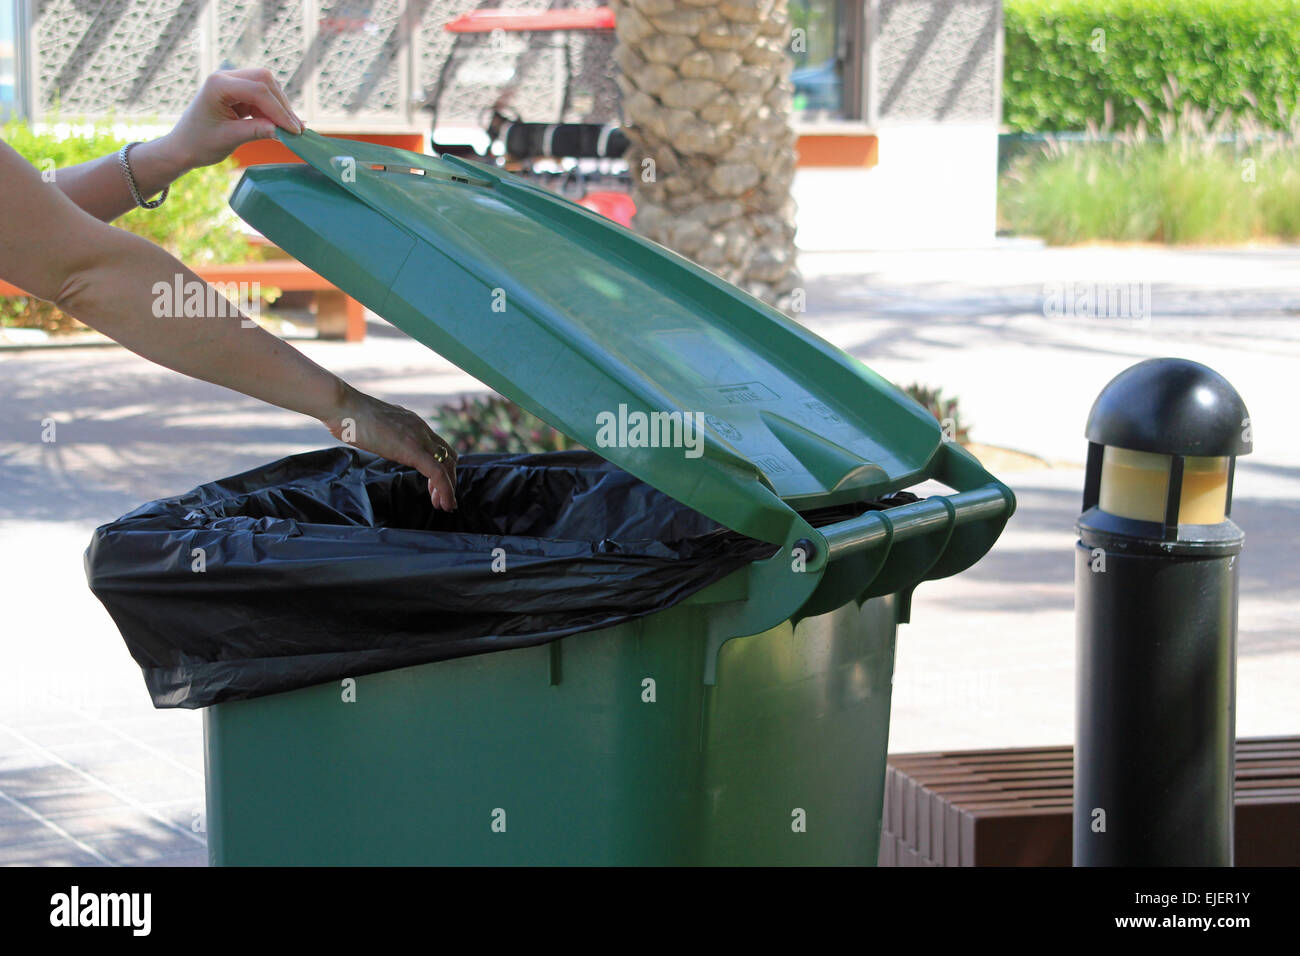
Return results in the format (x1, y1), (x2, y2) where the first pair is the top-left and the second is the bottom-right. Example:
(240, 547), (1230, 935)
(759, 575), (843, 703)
(325, 382), (459, 511)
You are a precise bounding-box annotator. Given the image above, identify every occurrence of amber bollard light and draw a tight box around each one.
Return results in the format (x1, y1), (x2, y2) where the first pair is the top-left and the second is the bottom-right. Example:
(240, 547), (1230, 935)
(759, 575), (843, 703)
(1074, 358), (1252, 866)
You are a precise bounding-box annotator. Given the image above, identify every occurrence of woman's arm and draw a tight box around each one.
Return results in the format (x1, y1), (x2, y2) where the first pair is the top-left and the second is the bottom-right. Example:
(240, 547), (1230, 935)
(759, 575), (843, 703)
(0, 138), (457, 510)
(53, 69), (303, 222)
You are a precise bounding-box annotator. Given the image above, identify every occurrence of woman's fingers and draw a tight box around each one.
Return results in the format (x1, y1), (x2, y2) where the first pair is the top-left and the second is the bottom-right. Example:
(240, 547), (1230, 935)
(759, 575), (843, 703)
(430, 433), (458, 511)
(412, 441), (457, 512)
(210, 74), (301, 136)
(397, 412), (458, 511)
(324, 387), (459, 512)
(223, 67), (301, 131)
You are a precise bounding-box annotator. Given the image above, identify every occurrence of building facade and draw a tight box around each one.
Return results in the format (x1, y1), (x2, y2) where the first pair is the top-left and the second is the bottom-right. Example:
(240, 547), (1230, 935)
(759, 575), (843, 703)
(7, 0), (1001, 250)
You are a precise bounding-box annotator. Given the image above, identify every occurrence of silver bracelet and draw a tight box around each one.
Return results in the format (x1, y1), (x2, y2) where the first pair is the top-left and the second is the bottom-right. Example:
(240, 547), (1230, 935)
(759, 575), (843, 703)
(118, 142), (169, 209)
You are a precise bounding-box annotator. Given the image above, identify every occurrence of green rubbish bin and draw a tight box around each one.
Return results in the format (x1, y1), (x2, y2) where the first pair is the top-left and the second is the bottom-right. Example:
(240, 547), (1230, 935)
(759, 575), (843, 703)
(202, 130), (1014, 866)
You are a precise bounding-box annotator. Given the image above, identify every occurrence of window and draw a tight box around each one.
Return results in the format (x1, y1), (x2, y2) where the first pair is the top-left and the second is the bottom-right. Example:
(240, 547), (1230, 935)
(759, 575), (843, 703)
(0, 0), (14, 120)
(789, 0), (849, 120)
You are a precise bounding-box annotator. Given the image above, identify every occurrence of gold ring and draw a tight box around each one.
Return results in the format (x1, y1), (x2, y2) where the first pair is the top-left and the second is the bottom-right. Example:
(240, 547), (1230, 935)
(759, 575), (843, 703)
(433, 445), (449, 463)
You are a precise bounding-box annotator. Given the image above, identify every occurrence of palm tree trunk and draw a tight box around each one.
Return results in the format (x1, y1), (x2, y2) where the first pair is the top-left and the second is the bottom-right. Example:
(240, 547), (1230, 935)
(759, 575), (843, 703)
(612, 0), (802, 311)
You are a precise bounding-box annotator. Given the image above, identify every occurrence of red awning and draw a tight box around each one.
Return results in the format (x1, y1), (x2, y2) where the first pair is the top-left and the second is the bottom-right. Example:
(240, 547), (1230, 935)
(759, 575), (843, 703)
(444, 7), (615, 33)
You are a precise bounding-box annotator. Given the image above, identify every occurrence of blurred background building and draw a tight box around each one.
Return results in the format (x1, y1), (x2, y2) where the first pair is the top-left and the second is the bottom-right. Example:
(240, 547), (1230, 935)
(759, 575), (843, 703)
(2, 0), (1001, 250)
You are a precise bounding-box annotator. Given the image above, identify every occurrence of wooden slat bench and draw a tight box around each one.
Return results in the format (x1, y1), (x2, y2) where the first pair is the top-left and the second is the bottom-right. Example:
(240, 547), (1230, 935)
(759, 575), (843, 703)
(879, 737), (1300, 866)
(0, 258), (366, 342)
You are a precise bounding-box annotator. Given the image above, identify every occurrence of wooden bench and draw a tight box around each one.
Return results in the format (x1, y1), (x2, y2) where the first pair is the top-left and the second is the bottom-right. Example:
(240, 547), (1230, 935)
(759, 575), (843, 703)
(0, 258), (366, 342)
(879, 737), (1300, 866)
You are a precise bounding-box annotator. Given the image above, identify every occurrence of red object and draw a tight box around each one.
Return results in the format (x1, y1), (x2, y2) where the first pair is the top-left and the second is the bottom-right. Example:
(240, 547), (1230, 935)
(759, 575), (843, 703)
(577, 191), (636, 228)
(444, 7), (615, 33)
(796, 133), (879, 168)
(232, 133), (425, 168)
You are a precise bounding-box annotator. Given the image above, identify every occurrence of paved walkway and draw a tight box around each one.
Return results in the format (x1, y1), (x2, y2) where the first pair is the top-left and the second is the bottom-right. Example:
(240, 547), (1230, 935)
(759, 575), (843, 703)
(799, 245), (1300, 752)
(1, 243), (1297, 865)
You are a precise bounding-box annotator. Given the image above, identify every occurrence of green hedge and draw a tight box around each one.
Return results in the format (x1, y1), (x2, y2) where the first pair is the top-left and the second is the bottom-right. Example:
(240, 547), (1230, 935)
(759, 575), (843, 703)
(1004, 0), (1300, 132)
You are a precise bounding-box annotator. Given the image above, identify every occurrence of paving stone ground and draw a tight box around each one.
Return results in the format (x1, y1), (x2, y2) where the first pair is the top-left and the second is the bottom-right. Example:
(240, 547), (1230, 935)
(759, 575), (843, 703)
(2, 242), (1297, 865)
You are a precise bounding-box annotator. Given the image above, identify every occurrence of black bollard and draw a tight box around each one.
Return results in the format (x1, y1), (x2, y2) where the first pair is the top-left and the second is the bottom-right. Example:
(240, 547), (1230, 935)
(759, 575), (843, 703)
(1074, 358), (1251, 866)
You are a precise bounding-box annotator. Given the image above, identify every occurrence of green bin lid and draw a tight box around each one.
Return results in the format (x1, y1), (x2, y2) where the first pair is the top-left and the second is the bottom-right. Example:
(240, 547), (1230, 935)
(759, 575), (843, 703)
(230, 130), (947, 547)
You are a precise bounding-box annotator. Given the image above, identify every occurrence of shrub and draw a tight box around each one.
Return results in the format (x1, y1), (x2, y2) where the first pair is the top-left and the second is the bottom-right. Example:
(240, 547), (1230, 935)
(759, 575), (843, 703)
(901, 383), (971, 444)
(432, 393), (579, 454)
(999, 92), (1300, 244)
(1004, 0), (1300, 132)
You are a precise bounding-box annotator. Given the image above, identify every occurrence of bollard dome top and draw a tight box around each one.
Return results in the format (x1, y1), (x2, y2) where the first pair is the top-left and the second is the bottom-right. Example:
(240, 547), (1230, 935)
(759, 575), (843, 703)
(1086, 358), (1251, 457)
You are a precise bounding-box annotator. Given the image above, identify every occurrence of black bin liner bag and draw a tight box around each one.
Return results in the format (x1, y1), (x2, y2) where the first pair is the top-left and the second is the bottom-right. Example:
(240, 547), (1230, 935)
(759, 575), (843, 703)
(84, 448), (784, 709)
